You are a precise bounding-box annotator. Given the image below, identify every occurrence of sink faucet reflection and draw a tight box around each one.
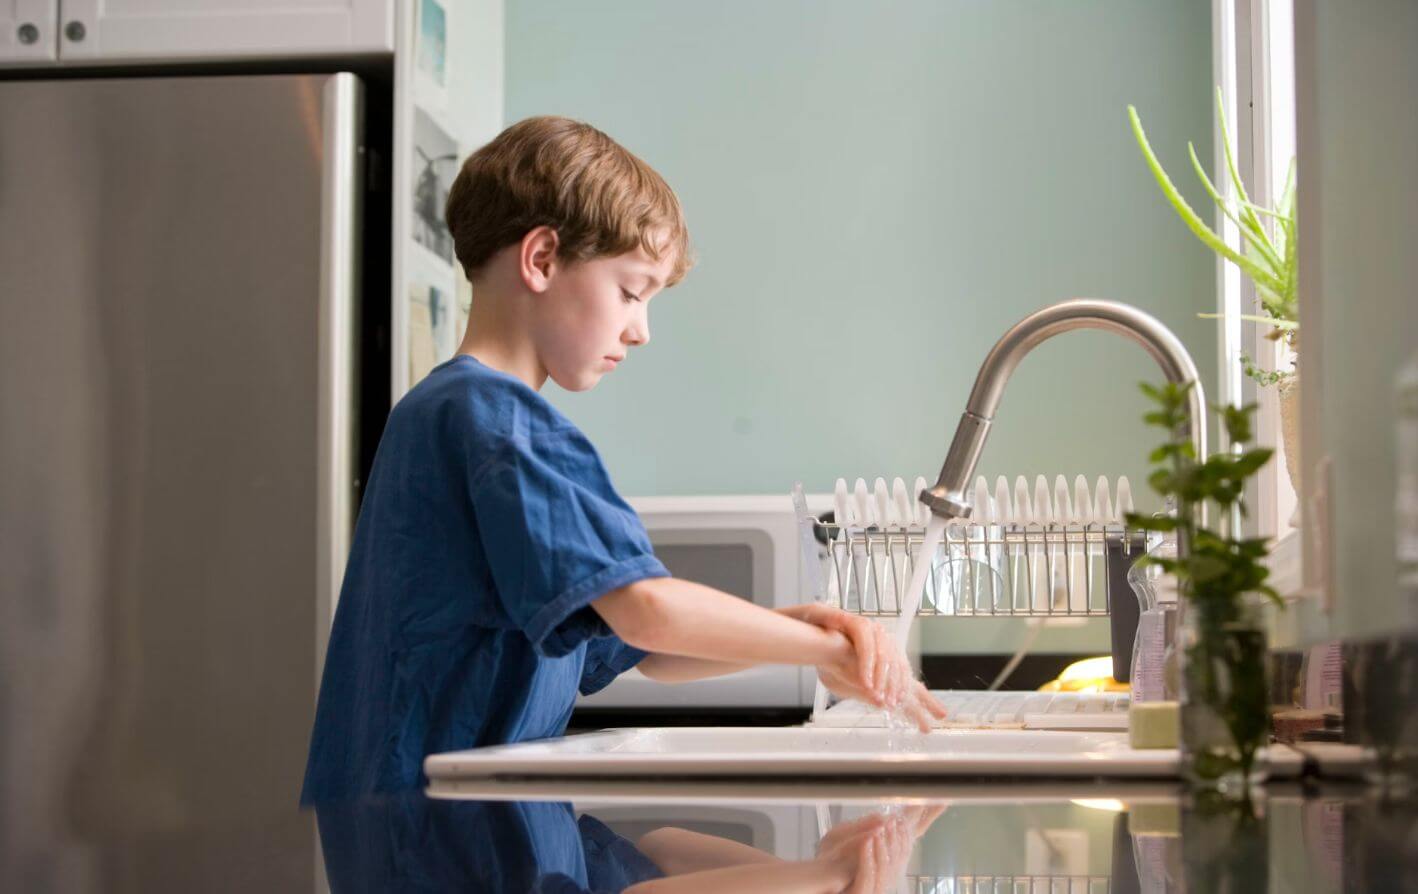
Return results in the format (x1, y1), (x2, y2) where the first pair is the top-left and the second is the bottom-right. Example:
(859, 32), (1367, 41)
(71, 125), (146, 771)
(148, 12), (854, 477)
(920, 298), (1208, 521)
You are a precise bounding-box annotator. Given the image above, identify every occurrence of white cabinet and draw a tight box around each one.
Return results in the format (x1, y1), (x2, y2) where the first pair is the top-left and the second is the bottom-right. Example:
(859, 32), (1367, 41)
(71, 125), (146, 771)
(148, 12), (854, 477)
(52, 0), (392, 63)
(0, 1), (58, 63)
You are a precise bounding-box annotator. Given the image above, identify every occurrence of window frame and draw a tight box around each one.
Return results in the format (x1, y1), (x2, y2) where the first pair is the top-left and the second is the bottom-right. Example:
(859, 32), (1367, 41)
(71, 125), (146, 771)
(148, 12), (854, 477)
(1214, 0), (1299, 547)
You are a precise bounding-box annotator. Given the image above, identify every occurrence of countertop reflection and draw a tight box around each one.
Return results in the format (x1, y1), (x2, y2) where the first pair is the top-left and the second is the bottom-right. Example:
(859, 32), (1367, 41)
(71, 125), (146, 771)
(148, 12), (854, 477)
(306, 781), (1416, 893)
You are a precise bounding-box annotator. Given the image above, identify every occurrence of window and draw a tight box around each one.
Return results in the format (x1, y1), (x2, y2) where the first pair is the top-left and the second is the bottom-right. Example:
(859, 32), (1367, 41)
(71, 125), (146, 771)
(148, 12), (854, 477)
(1215, 0), (1299, 542)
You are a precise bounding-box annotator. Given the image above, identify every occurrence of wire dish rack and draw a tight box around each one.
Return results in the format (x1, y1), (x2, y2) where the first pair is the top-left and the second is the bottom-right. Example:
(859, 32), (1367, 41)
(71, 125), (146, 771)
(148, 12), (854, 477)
(792, 484), (1147, 619)
(912, 875), (1112, 893)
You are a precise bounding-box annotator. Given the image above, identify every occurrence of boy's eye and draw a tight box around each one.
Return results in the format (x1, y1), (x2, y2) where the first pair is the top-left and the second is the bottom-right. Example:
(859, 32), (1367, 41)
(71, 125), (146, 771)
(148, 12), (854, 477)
(621, 288), (641, 303)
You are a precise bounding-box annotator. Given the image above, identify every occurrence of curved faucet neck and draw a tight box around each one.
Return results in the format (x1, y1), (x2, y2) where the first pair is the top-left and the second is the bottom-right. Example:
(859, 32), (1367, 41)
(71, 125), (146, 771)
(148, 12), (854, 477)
(922, 298), (1207, 521)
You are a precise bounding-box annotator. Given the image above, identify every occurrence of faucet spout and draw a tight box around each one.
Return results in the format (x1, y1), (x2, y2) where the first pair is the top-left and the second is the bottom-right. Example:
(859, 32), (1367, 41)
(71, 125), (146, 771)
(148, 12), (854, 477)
(921, 298), (1207, 520)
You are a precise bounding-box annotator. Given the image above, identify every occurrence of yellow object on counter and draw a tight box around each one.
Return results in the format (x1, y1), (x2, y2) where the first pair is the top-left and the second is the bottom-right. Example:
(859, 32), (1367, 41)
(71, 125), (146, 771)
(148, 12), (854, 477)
(1129, 700), (1180, 749)
(1037, 655), (1130, 694)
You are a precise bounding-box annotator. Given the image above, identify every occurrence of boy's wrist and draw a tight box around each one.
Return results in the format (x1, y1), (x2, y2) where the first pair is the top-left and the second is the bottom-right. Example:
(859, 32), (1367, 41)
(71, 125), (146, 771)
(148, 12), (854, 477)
(814, 628), (852, 670)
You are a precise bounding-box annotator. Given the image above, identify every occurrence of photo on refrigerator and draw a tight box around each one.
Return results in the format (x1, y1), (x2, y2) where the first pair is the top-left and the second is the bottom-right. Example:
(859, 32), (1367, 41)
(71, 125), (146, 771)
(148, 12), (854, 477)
(411, 108), (459, 265)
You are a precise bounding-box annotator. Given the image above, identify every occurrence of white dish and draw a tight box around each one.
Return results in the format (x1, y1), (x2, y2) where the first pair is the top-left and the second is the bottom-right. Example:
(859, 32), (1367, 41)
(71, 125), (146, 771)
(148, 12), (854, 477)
(1094, 476), (1113, 524)
(873, 477), (892, 528)
(1013, 476), (1032, 525)
(892, 477), (912, 529)
(994, 476), (1013, 524)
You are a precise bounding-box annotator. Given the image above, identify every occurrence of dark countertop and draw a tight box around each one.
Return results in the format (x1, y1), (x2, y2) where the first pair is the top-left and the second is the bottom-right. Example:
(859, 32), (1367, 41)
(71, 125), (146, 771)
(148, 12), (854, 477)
(115, 780), (1404, 893)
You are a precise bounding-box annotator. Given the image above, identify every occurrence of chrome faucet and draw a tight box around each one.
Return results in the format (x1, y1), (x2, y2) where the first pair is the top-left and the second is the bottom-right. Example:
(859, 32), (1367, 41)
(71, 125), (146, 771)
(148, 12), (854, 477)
(920, 298), (1207, 521)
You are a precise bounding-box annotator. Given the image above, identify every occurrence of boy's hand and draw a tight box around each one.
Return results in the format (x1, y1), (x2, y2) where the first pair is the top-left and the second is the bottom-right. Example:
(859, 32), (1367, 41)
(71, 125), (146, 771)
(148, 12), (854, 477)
(814, 805), (944, 893)
(780, 604), (947, 732)
(778, 604), (885, 702)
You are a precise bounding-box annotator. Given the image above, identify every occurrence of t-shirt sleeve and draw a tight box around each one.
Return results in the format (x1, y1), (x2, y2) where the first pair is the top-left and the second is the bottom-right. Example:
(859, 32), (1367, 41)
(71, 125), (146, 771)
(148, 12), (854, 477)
(469, 430), (669, 658)
(578, 634), (649, 696)
(577, 814), (665, 890)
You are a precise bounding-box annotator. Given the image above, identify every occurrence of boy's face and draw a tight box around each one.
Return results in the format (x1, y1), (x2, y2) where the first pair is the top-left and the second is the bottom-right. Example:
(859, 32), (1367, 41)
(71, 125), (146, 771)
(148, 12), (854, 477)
(532, 242), (676, 392)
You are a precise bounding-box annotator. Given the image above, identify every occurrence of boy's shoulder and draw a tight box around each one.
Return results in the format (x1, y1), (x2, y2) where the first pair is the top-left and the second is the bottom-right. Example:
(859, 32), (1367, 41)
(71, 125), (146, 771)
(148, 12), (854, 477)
(394, 355), (579, 453)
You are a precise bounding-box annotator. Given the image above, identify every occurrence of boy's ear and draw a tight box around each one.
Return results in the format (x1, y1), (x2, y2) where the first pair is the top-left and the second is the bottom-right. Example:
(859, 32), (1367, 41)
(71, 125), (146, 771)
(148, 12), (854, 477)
(519, 226), (559, 294)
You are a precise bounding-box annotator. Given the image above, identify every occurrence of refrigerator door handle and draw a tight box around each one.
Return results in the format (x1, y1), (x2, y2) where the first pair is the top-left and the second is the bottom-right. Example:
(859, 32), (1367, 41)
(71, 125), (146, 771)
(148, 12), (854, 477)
(315, 72), (364, 676)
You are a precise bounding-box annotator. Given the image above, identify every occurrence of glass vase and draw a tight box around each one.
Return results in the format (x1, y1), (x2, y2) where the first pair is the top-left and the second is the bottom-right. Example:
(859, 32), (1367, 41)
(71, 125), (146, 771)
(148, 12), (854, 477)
(1180, 789), (1269, 893)
(1179, 595), (1271, 794)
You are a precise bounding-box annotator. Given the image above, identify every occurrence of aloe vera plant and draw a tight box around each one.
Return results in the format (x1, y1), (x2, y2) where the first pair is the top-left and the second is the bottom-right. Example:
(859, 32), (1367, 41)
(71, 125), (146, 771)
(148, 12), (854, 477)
(1129, 90), (1297, 386)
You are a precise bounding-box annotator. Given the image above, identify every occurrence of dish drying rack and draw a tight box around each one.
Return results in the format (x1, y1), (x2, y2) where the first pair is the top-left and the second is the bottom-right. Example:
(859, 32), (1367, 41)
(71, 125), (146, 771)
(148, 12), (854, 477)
(905, 874), (1112, 893)
(792, 477), (1149, 620)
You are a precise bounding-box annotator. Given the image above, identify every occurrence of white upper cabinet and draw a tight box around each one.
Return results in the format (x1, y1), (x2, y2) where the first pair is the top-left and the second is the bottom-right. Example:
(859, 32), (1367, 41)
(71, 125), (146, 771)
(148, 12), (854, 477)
(0, 1), (59, 63)
(54, 0), (392, 63)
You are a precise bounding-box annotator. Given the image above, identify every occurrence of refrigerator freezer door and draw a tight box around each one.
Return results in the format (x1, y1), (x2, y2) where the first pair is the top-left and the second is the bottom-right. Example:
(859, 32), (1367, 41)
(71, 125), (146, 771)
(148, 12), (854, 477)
(0, 73), (361, 889)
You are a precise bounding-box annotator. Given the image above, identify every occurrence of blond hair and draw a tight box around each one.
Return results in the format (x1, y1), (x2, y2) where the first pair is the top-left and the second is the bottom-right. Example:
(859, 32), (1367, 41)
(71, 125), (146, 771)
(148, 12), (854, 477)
(445, 116), (693, 286)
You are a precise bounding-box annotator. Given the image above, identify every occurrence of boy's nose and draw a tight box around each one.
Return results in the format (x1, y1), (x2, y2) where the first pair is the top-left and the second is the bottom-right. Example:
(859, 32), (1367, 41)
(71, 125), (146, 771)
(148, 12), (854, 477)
(624, 318), (649, 347)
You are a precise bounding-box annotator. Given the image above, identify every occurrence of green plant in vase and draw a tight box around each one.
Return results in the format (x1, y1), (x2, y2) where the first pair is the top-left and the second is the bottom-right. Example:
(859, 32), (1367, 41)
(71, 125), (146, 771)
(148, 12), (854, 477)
(1127, 381), (1281, 792)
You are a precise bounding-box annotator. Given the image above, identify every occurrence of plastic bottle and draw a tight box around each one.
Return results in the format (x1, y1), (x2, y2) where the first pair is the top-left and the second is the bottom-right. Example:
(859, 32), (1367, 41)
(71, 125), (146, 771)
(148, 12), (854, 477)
(1128, 538), (1179, 703)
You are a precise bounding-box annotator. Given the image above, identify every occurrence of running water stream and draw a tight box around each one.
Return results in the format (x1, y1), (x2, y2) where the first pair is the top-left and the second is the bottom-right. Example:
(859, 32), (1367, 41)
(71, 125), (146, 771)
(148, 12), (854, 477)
(894, 515), (947, 648)
(870, 514), (948, 735)
(813, 512), (947, 733)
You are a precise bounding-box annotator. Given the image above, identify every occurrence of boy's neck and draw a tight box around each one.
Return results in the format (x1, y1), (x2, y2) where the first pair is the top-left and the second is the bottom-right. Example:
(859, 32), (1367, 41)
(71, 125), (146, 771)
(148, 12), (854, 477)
(456, 280), (548, 391)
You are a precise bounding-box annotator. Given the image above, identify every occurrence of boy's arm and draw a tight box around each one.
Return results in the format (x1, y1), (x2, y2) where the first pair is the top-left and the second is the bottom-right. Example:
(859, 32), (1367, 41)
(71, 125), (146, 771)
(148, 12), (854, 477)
(636, 826), (784, 875)
(634, 652), (751, 684)
(592, 577), (862, 679)
(591, 577), (941, 724)
(634, 605), (868, 684)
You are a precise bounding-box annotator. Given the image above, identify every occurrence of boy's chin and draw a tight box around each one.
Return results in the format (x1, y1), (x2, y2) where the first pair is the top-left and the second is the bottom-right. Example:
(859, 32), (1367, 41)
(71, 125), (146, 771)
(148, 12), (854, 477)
(549, 368), (603, 393)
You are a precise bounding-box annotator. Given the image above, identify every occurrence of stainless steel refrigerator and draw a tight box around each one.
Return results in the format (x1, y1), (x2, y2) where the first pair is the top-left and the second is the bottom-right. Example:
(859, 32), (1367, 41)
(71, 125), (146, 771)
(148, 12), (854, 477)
(0, 73), (381, 891)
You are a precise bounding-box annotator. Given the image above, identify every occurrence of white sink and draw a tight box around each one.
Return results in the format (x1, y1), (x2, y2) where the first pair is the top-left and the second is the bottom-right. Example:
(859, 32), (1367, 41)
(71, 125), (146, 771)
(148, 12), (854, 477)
(424, 726), (1200, 781)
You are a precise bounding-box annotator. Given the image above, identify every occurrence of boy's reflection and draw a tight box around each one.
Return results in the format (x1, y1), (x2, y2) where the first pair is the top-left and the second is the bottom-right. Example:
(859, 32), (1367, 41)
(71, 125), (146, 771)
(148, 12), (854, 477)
(315, 793), (941, 893)
(633, 805), (944, 893)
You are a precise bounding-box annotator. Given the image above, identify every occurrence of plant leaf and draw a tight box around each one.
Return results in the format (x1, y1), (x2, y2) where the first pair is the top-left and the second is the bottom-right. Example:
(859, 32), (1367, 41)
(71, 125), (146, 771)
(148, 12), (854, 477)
(1215, 85), (1252, 206)
(1125, 512), (1180, 532)
(1198, 313), (1298, 330)
(1126, 107), (1285, 294)
(1187, 141), (1282, 271)
(1232, 448), (1274, 477)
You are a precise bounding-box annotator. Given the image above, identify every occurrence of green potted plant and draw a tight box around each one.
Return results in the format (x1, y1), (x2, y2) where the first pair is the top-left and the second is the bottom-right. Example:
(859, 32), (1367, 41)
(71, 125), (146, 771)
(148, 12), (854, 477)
(1128, 92), (1301, 510)
(1127, 382), (1280, 794)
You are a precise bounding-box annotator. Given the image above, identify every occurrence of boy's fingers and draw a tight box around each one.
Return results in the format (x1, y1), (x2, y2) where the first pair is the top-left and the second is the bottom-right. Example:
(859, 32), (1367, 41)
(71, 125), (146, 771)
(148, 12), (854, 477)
(918, 682), (949, 718)
(856, 839), (879, 894)
(853, 622), (880, 703)
(894, 657), (911, 708)
(915, 804), (948, 832)
(900, 690), (930, 731)
(911, 701), (933, 732)
(869, 624), (888, 696)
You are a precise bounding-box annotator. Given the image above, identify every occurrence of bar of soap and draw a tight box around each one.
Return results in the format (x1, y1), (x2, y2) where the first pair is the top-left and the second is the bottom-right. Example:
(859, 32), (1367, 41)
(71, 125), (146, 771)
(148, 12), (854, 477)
(1128, 802), (1181, 836)
(1129, 700), (1179, 749)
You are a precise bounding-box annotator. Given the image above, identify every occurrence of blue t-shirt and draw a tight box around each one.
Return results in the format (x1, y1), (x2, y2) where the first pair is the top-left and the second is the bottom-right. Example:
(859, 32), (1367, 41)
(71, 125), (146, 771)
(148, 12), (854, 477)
(314, 793), (664, 893)
(301, 355), (668, 804)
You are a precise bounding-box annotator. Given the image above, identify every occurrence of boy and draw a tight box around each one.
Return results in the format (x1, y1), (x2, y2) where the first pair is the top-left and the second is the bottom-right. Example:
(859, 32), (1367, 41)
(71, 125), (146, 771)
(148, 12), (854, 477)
(300, 116), (942, 803)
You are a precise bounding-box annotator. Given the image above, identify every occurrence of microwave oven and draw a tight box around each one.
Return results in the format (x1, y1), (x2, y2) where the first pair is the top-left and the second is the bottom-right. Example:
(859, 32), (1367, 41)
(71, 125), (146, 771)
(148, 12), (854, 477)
(576, 494), (830, 712)
(573, 798), (817, 863)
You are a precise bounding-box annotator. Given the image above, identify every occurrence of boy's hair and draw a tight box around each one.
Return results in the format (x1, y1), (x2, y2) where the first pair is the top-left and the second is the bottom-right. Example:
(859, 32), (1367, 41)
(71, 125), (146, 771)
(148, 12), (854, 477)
(445, 116), (693, 286)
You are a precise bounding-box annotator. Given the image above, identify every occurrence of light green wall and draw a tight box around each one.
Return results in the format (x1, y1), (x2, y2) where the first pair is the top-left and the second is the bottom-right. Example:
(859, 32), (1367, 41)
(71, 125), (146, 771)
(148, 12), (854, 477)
(504, 1), (1217, 654)
(506, 0), (1216, 505)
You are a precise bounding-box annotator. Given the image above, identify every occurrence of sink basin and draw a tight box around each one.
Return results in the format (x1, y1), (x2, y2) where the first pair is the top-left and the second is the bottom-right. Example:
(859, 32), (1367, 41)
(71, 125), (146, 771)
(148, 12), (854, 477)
(424, 726), (1203, 781)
